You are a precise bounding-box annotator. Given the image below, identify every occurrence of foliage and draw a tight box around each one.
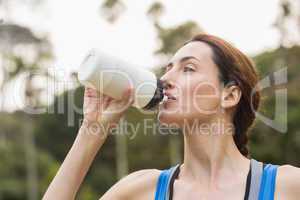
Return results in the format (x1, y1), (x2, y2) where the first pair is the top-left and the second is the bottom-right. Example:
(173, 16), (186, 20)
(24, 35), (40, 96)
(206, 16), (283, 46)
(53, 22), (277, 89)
(249, 45), (300, 166)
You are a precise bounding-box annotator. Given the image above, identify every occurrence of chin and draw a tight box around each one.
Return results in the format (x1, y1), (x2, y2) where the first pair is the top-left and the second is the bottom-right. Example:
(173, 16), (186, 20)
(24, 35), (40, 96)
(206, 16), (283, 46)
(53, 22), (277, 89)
(158, 109), (209, 129)
(157, 110), (183, 127)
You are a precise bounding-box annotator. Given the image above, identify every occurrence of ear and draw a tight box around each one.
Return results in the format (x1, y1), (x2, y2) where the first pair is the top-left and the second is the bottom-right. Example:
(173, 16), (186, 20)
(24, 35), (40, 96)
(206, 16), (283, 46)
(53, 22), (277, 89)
(221, 84), (242, 109)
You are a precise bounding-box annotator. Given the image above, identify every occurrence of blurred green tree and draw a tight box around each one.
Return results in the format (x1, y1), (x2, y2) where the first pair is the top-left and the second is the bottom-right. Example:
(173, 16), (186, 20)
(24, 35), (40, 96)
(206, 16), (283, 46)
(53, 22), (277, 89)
(0, 21), (53, 200)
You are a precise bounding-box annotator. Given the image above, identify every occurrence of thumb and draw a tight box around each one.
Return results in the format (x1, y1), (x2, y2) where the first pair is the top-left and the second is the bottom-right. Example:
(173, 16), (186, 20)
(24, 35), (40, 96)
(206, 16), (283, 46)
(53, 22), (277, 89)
(122, 86), (135, 104)
(108, 86), (134, 112)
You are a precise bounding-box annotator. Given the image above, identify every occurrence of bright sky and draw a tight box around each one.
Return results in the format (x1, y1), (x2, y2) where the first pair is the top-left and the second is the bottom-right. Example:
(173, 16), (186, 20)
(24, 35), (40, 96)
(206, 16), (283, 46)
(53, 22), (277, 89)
(12, 0), (281, 71)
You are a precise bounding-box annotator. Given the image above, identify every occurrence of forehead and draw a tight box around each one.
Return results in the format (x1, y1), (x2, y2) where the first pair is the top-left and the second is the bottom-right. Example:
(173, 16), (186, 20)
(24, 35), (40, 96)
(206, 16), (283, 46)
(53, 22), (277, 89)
(171, 41), (214, 63)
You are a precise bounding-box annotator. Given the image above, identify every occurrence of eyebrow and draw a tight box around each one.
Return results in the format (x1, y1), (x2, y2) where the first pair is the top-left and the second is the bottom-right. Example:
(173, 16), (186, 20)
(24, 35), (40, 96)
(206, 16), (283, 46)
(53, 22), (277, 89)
(166, 56), (201, 68)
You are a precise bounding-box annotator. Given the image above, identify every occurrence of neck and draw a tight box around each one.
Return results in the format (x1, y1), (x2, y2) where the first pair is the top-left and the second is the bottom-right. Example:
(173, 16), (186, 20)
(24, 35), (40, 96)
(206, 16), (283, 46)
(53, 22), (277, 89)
(180, 117), (250, 188)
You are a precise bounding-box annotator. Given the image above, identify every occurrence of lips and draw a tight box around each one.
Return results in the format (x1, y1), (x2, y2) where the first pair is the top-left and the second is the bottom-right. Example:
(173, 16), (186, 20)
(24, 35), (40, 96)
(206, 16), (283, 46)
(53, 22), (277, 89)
(163, 91), (177, 101)
(167, 95), (176, 100)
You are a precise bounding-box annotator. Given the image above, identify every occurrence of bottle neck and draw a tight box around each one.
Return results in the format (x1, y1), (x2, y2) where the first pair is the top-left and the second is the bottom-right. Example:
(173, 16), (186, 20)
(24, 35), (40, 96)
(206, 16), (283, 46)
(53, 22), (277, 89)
(142, 79), (164, 110)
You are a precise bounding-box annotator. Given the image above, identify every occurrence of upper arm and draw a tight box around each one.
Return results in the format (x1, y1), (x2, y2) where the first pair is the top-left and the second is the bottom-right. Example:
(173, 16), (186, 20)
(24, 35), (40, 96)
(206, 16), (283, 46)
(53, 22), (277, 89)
(99, 169), (161, 200)
(276, 165), (300, 200)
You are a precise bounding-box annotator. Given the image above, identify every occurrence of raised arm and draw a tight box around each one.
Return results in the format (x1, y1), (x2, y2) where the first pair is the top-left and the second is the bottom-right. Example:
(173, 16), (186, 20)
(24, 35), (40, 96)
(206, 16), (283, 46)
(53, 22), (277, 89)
(42, 86), (134, 200)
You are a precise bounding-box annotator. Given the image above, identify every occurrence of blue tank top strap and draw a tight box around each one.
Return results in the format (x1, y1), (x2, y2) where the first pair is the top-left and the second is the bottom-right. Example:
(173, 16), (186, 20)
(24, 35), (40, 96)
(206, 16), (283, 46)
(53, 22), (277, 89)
(258, 163), (279, 200)
(155, 164), (180, 200)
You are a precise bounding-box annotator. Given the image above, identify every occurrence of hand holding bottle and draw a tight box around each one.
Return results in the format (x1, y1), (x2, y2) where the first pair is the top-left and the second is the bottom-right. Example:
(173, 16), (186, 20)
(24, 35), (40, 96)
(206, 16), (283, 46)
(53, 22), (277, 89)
(82, 86), (134, 137)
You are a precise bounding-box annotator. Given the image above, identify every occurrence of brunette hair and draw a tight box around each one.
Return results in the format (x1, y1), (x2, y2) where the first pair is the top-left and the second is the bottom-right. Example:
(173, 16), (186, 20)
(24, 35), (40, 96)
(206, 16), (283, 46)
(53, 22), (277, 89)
(185, 34), (261, 157)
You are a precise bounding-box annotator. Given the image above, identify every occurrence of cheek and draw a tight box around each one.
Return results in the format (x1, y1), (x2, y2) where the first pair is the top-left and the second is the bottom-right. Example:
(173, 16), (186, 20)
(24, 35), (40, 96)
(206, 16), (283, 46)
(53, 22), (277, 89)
(158, 77), (222, 125)
(183, 80), (221, 115)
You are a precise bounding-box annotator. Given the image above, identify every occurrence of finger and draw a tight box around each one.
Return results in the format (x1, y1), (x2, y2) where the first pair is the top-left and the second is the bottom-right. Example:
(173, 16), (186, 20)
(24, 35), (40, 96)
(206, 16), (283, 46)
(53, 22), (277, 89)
(112, 87), (135, 111)
(102, 95), (112, 110)
(122, 87), (135, 104)
(85, 87), (110, 103)
(85, 87), (98, 98)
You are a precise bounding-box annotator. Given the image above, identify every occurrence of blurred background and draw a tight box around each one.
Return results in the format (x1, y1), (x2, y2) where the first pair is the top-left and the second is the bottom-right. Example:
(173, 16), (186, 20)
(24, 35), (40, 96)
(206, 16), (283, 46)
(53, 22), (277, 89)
(0, 0), (299, 199)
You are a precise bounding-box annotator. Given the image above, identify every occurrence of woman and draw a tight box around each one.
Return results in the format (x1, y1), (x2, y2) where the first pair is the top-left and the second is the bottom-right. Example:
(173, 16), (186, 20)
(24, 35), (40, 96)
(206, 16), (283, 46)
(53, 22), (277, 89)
(43, 34), (300, 200)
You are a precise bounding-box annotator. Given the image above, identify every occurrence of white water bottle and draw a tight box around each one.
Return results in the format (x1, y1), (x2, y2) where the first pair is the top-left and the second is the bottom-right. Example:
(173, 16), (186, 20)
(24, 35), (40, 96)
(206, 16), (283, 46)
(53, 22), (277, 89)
(77, 49), (166, 110)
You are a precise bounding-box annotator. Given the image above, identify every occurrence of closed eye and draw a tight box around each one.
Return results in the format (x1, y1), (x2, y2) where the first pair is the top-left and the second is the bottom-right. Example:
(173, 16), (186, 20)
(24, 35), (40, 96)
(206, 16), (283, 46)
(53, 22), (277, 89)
(183, 64), (195, 72)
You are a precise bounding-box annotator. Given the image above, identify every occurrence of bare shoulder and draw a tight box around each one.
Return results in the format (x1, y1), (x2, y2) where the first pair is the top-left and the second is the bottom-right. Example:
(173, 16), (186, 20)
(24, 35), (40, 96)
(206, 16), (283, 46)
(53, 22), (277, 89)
(99, 168), (161, 200)
(275, 164), (300, 200)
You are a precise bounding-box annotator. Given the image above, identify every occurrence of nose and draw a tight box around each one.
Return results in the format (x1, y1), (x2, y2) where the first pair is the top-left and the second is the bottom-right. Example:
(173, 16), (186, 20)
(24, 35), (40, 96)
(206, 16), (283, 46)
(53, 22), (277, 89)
(159, 77), (175, 90)
(159, 66), (177, 90)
